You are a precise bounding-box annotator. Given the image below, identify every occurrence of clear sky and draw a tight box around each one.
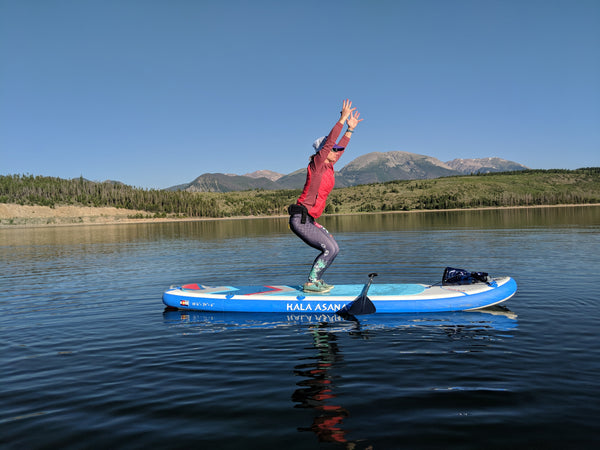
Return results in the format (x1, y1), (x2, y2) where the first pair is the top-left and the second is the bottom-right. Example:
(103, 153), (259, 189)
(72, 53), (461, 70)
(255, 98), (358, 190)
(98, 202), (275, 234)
(1, 0), (599, 189)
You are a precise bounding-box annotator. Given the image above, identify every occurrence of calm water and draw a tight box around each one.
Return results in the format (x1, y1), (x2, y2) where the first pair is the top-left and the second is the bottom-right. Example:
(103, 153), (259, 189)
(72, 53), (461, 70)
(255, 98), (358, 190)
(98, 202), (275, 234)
(1, 206), (599, 449)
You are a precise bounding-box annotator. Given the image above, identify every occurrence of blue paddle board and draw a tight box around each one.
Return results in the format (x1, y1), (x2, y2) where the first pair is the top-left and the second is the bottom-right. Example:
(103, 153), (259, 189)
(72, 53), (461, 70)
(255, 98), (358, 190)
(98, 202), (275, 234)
(162, 276), (517, 314)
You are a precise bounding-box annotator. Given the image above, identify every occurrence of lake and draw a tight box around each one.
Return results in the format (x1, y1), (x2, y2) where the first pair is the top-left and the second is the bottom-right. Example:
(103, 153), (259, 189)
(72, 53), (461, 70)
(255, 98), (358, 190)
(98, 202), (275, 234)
(1, 206), (599, 449)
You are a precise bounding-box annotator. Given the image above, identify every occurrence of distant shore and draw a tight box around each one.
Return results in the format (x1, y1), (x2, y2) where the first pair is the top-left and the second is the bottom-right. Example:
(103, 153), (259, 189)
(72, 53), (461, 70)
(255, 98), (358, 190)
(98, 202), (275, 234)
(1, 202), (599, 229)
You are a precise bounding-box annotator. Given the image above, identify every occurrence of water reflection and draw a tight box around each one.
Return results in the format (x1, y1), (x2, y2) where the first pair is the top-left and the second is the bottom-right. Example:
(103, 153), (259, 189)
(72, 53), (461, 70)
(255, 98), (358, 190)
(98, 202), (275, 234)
(2, 206), (597, 247)
(162, 308), (517, 446)
(323, 205), (600, 232)
(0, 218), (291, 246)
(162, 308), (518, 334)
(292, 323), (350, 444)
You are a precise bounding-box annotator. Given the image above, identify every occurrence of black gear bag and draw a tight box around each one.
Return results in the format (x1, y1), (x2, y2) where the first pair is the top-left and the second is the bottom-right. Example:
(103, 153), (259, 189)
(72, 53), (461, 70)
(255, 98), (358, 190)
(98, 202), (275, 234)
(442, 267), (490, 286)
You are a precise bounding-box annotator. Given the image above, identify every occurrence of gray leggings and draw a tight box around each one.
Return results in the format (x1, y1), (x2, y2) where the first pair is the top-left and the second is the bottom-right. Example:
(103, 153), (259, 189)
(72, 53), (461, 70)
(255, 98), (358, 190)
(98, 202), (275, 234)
(289, 213), (339, 282)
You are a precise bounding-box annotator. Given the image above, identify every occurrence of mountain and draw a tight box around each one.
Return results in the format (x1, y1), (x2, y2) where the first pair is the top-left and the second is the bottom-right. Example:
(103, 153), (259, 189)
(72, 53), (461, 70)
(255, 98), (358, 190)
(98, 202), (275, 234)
(168, 173), (280, 193)
(340, 151), (460, 184)
(274, 169), (310, 189)
(168, 152), (529, 193)
(446, 157), (529, 174)
(244, 170), (283, 181)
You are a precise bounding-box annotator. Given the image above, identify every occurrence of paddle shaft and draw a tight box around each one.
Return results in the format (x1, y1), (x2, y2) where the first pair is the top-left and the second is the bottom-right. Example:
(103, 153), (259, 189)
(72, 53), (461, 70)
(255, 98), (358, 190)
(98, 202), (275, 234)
(359, 273), (378, 298)
(340, 272), (378, 316)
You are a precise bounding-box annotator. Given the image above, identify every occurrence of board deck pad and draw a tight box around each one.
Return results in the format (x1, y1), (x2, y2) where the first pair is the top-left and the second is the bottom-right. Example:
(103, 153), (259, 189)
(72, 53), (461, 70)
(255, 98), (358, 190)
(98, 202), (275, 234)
(181, 283), (427, 297)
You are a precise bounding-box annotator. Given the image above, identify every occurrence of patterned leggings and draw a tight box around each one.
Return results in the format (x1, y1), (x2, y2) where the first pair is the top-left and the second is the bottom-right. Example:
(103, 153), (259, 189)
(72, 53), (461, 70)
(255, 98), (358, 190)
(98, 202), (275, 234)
(289, 213), (339, 283)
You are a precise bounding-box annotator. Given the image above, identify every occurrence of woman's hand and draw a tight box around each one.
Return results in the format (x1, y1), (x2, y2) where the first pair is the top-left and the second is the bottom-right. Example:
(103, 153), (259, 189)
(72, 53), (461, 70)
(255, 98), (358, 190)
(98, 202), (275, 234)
(346, 110), (363, 130)
(339, 99), (356, 123)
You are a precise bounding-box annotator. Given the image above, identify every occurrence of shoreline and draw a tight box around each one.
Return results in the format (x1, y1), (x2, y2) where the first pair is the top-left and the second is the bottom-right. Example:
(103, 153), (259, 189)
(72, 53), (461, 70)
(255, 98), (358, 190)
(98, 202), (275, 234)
(1, 203), (599, 229)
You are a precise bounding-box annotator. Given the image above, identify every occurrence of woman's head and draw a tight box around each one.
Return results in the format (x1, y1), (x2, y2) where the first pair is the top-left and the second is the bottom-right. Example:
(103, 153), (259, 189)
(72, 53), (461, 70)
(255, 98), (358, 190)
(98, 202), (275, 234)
(312, 135), (345, 161)
(313, 136), (327, 152)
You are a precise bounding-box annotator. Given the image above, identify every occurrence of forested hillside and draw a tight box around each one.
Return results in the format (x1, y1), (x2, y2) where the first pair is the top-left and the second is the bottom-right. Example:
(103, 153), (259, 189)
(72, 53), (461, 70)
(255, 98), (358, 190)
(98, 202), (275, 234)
(325, 169), (600, 214)
(1, 169), (599, 219)
(0, 175), (293, 218)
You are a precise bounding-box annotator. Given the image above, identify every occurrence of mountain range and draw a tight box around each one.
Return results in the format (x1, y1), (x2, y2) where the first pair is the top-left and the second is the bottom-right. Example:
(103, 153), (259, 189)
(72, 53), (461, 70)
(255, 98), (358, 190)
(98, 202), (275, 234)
(168, 151), (529, 193)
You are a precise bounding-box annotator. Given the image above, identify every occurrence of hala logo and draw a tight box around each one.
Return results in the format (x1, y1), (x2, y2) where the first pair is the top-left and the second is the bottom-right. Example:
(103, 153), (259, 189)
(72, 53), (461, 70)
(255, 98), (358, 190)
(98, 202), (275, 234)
(180, 300), (189, 307)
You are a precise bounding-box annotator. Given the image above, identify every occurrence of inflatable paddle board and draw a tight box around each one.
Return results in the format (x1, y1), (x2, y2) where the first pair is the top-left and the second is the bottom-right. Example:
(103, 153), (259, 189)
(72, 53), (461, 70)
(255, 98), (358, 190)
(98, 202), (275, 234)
(162, 276), (517, 314)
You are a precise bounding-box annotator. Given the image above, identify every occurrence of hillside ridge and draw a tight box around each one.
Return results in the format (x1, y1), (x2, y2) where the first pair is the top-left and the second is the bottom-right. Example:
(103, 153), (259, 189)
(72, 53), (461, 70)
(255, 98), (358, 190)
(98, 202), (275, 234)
(170, 151), (529, 193)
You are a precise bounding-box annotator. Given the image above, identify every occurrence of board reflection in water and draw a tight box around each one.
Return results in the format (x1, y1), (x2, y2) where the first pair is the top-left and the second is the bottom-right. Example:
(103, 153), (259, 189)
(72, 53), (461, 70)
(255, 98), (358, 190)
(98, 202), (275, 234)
(163, 307), (517, 446)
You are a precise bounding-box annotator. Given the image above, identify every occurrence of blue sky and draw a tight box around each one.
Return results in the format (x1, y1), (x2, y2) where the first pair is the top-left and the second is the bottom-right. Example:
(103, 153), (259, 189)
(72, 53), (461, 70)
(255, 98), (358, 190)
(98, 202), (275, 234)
(1, 0), (598, 189)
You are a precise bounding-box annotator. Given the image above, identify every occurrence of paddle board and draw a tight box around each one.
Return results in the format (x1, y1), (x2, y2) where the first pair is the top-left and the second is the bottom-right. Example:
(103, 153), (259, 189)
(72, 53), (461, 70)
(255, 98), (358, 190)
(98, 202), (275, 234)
(162, 276), (517, 314)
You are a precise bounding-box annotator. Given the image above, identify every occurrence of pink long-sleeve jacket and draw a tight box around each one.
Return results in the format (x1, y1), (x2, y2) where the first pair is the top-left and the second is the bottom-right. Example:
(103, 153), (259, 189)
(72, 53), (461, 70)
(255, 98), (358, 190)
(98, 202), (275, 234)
(296, 122), (350, 219)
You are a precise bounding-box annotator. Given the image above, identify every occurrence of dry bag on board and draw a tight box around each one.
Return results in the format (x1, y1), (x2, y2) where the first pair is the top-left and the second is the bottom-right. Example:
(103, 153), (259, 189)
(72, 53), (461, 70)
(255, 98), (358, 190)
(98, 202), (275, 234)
(442, 267), (490, 286)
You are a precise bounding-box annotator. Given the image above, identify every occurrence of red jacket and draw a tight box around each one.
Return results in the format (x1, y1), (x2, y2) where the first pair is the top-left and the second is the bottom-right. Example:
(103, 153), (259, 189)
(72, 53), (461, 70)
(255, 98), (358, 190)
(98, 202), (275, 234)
(297, 122), (350, 218)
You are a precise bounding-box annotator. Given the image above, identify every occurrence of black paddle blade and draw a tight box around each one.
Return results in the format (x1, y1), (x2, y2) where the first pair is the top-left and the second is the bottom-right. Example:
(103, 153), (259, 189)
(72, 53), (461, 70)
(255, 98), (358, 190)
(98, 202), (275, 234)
(337, 273), (378, 317)
(341, 295), (376, 316)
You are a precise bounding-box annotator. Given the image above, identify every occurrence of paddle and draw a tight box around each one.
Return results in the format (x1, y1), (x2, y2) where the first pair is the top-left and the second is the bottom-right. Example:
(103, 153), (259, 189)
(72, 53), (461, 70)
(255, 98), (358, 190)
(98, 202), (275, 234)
(337, 273), (378, 316)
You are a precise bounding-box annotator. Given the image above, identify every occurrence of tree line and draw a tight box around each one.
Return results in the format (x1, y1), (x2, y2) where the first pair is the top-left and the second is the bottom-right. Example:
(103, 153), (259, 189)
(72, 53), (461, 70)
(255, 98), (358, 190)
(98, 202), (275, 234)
(0, 175), (221, 217)
(1, 169), (599, 218)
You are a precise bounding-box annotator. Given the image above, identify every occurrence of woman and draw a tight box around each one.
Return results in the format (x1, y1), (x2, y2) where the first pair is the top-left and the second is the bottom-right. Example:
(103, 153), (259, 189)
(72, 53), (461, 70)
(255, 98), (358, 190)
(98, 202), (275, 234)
(289, 99), (363, 293)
